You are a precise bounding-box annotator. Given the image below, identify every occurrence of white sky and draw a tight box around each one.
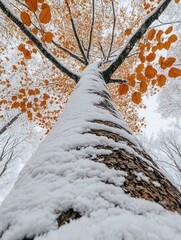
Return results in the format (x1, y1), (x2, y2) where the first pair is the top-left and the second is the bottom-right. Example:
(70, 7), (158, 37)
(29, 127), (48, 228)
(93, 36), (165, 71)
(139, 94), (172, 138)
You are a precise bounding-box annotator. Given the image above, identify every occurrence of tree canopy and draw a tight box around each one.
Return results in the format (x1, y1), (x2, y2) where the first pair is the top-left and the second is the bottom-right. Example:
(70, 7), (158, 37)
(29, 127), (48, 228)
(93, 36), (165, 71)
(0, 0), (180, 134)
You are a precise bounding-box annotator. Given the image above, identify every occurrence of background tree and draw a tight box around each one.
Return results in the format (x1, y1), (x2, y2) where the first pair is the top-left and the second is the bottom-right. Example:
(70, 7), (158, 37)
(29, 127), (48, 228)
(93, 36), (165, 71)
(0, 0), (181, 239)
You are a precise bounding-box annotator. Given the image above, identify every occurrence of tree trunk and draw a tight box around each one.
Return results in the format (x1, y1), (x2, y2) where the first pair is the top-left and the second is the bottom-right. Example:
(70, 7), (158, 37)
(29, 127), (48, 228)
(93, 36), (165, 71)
(0, 62), (181, 240)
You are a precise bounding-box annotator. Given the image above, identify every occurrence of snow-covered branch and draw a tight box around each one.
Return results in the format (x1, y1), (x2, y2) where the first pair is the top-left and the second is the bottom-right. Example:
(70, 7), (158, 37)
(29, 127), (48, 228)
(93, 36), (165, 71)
(102, 0), (172, 81)
(0, 0), (79, 82)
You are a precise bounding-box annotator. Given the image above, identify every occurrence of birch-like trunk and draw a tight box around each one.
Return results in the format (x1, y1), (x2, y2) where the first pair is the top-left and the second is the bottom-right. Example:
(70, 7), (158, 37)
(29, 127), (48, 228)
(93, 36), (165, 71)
(0, 63), (180, 240)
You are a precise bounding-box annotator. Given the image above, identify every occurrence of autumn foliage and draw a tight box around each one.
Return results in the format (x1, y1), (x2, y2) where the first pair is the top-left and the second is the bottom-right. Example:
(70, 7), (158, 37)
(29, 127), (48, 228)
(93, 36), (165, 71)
(0, 0), (180, 134)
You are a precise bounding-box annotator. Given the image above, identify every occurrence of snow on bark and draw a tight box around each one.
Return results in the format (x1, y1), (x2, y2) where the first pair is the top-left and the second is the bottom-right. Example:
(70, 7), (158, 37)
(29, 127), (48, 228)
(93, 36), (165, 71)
(0, 62), (181, 240)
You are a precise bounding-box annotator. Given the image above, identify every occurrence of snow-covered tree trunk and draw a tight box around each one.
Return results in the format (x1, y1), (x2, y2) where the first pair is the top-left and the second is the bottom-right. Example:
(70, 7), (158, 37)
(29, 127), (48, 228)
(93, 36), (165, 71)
(0, 63), (181, 240)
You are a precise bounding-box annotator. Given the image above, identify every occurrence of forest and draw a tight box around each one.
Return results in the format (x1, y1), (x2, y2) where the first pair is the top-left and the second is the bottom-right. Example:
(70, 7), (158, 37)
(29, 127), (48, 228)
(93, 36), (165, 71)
(0, 0), (181, 239)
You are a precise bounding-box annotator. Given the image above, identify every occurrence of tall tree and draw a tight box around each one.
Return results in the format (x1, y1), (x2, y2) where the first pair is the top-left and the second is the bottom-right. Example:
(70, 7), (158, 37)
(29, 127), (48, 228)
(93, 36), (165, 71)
(0, 0), (181, 239)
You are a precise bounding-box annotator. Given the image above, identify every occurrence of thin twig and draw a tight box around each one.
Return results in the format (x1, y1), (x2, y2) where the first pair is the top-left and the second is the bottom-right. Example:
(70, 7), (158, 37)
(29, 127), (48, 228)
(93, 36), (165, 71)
(87, 0), (95, 59)
(52, 40), (85, 64)
(106, 0), (116, 62)
(65, 0), (89, 65)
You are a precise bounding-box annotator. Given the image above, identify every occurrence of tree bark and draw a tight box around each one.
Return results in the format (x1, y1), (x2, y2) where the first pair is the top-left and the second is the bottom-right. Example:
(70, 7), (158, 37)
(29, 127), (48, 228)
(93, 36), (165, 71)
(0, 63), (180, 240)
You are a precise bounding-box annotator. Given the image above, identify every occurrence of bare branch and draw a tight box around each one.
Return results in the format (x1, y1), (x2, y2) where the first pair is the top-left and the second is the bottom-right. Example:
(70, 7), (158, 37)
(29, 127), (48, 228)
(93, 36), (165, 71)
(87, 0), (95, 59)
(102, 0), (172, 81)
(151, 20), (181, 28)
(98, 41), (106, 61)
(65, 0), (89, 65)
(107, 78), (128, 84)
(0, 0), (79, 82)
(0, 113), (21, 136)
(52, 40), (85, 64)
(106, 0), (116, 62)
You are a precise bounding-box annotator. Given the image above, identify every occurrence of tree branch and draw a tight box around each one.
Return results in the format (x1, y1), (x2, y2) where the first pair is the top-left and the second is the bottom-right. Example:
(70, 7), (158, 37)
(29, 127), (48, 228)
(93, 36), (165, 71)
(0, 113), (21, 136)
(102, 0), (172, 81)
(106, 0), (116, 62)
(52, 40), (85, 64)
(106, 78), (128, 84)
(87, 0), (95, 60)
(65, 0), (89, 65)
(0, 0), (79, 82)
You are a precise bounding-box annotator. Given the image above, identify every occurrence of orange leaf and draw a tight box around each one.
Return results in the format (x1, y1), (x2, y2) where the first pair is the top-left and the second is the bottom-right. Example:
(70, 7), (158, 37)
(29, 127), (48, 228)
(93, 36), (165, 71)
(18, 44), (25, 52)
(139, 82), (147, 93)
(12, 102), (19, 108)
(152, 79), (157, 85)
(157, 75), (166, 87)
(23, 49), (32, 59)
(20, 12), (31, 26)
(168, 68), (181, 78)
(31, 28), (38, 34)
(168, 34), (177, 43)
(43, 93), (50, 100)
(136, 64), (144, 74)
(25, 0), (37, 12)
(27, 102), (33, 108)
(127, 74), (136, 87)
(145, 65), (157, 79)
(147, 29), (156, 41)
(19, 89), (26, 95)
(156, 30), (163, 42)
(124, 28), (132, 36)
(164, 41), (171, 50)
(159, 56), (165, 66)
(12, 96), (17, 101)
(42, 3), (50, 10)
(138, 52), (145, 63)
(28, 89), (35, 95)
(175, 0), (180, 3)
(165, 26), (173, 35)
(42, 32), (54, 43)
(39, 8), (51, 24)
(163, 57), (176, 68)
(137, 73), (147, 82)
(132, 92), (142, 104)
(146, 53), (156, 62)
(118, 83), (129, 95)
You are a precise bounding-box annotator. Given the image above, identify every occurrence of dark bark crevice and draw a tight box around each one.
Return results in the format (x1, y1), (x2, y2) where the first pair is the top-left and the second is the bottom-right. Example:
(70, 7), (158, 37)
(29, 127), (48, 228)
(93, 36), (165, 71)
(56, 208), (81, 228)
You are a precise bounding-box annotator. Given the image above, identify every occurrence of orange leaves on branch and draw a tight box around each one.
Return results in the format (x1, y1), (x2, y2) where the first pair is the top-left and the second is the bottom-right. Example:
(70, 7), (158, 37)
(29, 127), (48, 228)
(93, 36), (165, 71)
(12, 102), (19, 109)
(145, 65), (157, 79)
(20, 12), (31, 26)
(159, 57), (176, 69)
(157, 74), (166, 87)
(168, 68), (181, 78)
(118, 84), (129, 95)
(43, 93), (50, 100)
(132, 92), (141, 104)
(25, 0), (38, 12)
(127, 74), (136, 87)
(39, 4), (51, 24)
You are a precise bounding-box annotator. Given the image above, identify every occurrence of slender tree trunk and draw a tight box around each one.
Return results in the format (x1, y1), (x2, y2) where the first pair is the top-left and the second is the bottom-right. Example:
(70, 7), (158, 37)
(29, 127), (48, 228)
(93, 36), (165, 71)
(0, 63), (180, 240)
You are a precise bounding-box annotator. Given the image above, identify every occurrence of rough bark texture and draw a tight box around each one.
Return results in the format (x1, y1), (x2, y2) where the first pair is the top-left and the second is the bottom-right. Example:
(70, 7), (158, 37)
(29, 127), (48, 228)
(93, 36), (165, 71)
(0, 64), (180, 240)
(81, 75), (181, 214)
